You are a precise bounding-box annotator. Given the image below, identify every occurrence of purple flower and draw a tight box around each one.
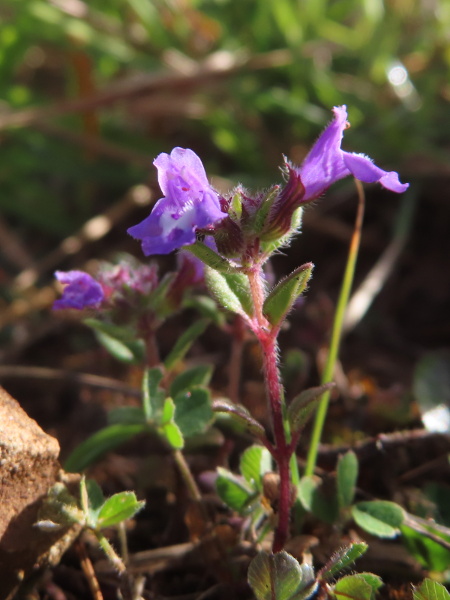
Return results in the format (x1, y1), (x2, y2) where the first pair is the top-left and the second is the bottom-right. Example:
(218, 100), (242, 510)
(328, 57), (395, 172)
(53, 271), (104, 310)
(297, 105), (408, 201)
(128, 148), (225, 255)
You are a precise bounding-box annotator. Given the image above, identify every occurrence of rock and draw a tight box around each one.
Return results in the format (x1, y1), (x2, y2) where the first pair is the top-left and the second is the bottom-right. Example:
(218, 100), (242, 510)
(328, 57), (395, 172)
(0, 386), (78, 599)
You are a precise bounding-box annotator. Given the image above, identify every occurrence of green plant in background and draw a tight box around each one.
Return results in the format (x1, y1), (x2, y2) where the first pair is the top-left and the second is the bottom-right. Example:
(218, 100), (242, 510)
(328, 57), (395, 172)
(5, 0), (450, 596)
(0, 0), (448, 243)
(36, 476), (144, 575)
(42, 107), (450, 599)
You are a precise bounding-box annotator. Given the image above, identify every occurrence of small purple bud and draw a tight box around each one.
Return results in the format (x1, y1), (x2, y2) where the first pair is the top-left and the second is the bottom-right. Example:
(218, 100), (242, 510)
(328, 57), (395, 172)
(53, 271), (104, 310)
(261, 167), (305, 241)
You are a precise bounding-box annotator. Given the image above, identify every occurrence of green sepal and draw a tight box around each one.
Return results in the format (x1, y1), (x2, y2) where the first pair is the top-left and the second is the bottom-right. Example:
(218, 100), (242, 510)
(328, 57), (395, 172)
(229, 191), (243, 224)
(288, 383), (334, 438)
(351, 500), (405, 538)
(263, 263), (313, 327)
(84, 318), (145, 364)
(261, 206), (303, 255)
(252, 185), (280, 235)
(205, 268), (254, 317)
(185, 241), (235, 273)
(164, 318), (210, 371)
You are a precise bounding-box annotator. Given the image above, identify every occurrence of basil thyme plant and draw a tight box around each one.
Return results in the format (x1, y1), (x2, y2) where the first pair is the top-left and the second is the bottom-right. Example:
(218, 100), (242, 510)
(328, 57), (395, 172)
(49, 106), (428, 599)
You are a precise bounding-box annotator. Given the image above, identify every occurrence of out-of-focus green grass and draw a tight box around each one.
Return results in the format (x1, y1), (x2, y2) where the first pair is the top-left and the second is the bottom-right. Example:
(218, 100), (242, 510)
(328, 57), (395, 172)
(0, 0), (448, 240)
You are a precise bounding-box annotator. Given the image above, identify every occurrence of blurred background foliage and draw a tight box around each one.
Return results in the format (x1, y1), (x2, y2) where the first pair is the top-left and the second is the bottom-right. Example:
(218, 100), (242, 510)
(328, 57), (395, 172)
(0, 0), (448, 265)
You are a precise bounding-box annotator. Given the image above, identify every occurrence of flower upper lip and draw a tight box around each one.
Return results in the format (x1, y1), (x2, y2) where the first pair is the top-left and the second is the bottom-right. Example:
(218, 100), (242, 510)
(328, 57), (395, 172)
(296, 105), (408, 202)
(127, 148), (225, 256)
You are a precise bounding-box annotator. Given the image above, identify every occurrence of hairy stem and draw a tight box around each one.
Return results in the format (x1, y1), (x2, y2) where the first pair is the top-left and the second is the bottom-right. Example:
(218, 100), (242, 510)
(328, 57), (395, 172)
(248, 262), (292, 552)
(95, 530), (127, 574)
(228, 315), (245, 403)
(260, 332), (292, 552)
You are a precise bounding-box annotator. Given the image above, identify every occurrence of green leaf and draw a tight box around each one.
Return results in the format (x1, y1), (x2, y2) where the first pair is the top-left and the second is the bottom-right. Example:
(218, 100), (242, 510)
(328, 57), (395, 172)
(212, 398), (266, 439)
(297, 475), (339, 524)
(185, 241), (235, 273)
(142, 367), (165, 421)
(356, 573), (383, 595)
(288, 384), (335, 437)
(216, 467), (256, 512)
(148, 272), (176, 314)
(64, 424), (148, 473)
(413, 579), (450, 600)
(169, 365), (213, 398)
(173, 387), (213, 438)
(84, 479), (104, 528)
(401, 522), (450, 572)
(164, 318), (210, 371)
(221, 273), (254, 316)
(321, 543), (368, 579)
(337, 450), (358, 509)
(263, 263), (313, 327)
(161, 421), (184, 449)
(158, 397), (185, 449)
(183, 294), (225, 326)
(247, 551), (318, 600)
(334, 574), (374, 600)
(38, 482), (84, 527)
(161, 396), (175, 423)
(108, 406), (146, 425)
(205, 267), (253, 317)
(352, 501), (405, 538)
(240, 445), (272, 492)
(84, 318), (145, 364)
(97, 491), (145, 528)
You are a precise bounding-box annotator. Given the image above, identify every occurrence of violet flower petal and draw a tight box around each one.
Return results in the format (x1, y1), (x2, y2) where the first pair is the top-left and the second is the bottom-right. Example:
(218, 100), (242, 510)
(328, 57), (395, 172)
(53, 270), (104, 310)
(128, 148), (225, 255)
(298, 106), (408, 201)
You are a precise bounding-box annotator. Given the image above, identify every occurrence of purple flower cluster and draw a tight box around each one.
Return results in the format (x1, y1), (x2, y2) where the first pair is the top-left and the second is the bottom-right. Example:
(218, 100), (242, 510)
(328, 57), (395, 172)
(128, 106), (408, 258)
(53, 271), (104, 310)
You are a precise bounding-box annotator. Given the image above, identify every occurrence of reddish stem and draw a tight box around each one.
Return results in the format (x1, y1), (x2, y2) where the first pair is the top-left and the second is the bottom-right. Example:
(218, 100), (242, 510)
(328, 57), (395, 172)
(259, 331), (292, 553)
(247, 257), (292, 552)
